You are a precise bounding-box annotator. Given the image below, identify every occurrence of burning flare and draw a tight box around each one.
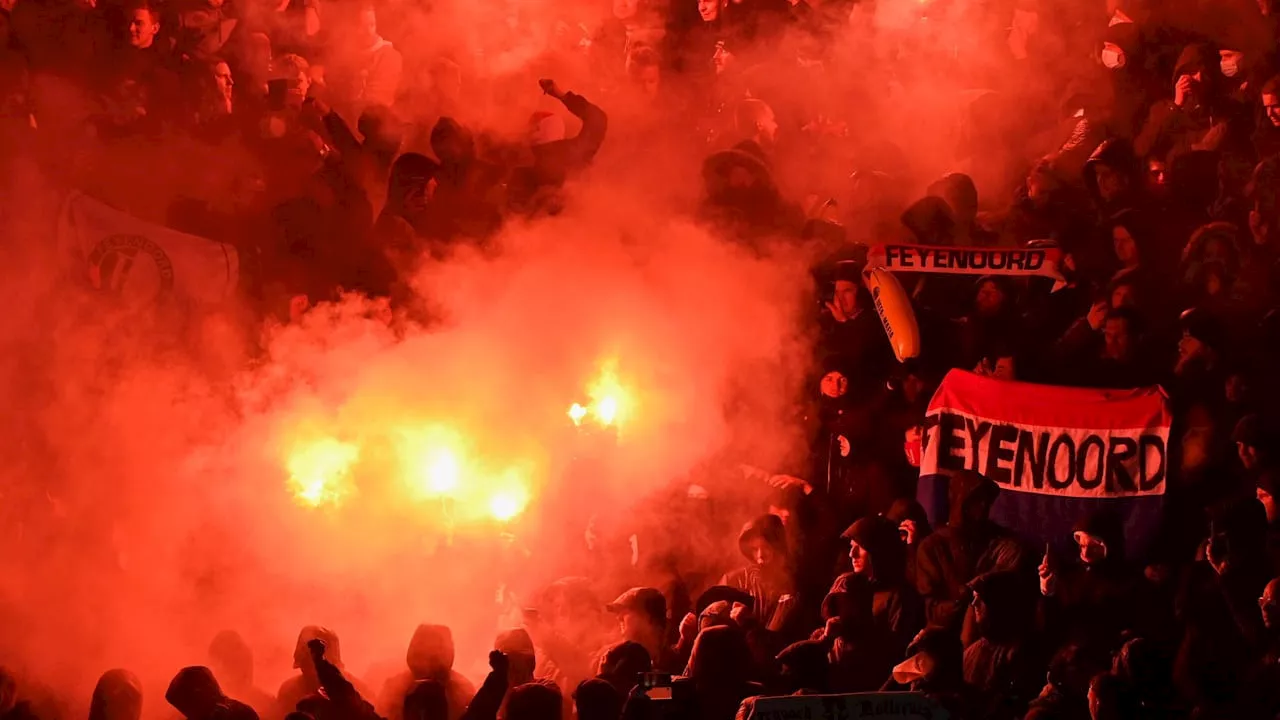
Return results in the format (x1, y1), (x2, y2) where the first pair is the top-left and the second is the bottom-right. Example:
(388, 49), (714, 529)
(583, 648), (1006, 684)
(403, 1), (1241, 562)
(286, 437), (360, 508)
(569, 358), (632, 428)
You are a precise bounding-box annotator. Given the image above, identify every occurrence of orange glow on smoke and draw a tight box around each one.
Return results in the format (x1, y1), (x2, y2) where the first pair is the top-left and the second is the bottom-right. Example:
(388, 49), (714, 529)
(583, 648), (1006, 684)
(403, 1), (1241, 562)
(286, 437), (360, 508)
(398, 426), (467, 498)
(395, 426), (533, 522)
(570, 358), (632, 429)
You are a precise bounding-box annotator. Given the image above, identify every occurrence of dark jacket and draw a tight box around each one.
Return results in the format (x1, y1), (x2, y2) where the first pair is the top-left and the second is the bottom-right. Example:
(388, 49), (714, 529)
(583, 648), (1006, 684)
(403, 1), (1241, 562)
(167, 667), (259, 720)
(1135, 44), (1231, 164)
(719, 514), (794, 629)
(886, 498), (933, 590)
(1042, 509), (1148, 648)
(962, 571), (1044, 720)
(832, 515), (924, 662)
(916, 471), (1027, 635)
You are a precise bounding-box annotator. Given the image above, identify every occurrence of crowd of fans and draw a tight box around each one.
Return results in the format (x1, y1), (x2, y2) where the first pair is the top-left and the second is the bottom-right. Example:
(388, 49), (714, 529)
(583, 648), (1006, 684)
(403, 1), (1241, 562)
(5, 0), (1280, 717)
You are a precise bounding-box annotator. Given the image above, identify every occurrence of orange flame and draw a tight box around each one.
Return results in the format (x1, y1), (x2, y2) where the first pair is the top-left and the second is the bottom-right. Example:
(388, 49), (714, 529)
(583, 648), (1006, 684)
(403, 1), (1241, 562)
(286, 437), (360, 508)
(570, 358), (632, 429)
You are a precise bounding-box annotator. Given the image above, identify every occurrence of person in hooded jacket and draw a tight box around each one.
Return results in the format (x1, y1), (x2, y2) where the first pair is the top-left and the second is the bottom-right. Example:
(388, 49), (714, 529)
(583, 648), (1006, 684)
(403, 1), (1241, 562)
(830, 515), (924, 663)
(208, 631), (274, 718)
(886, 498), (932, 590)
(167, 667), (258, 720)
(1038, 509), (1149, 650)
(277, 627), (372, 719)
(423, 117), (503, 245)
(571, 679), (621, 720)
(681, 625), (760, 720)
(814, 580), (897, 693)
(377, 624), (476, 720)
(963, 569), (1045, 720)
(373, 152), (439, 263)
(1136, 43), (1238, 165)
(1083, 139), (1148, 220)
(916, 470), (1028, 640)
(719, 514), (795, 630)
(1097, 18), (1159, 140)
(1110, 637), (1182, 718)
(301, 638), (381, 720)
(0, 670), (39, 720)
(698, 139), (804, 245)
(1174, 497), (1272, 712)
(88, 670), (142, 720)
(954, 277), (1023, 372)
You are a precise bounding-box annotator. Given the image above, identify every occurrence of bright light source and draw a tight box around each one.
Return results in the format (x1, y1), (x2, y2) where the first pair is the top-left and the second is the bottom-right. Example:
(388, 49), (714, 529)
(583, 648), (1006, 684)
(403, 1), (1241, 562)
(568, 403), (588, 425)
(595, 396), (618, 425)
(425, 447), (461, 494)
(286, 437), (359, 508)
(488, 473), (528, 522)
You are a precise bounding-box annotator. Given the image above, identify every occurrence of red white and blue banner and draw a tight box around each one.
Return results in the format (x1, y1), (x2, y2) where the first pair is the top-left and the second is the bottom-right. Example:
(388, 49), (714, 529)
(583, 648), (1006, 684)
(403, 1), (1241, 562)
(917, 370), (1171, 557)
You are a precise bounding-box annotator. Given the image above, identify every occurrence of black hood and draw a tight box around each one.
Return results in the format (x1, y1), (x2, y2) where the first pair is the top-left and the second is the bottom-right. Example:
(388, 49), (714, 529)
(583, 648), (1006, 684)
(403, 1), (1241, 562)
(89, 669), (143, 720)
(840, 515), (906, 585)
(886, 498), (932, 539)
(1072, 508), (1126, 563)
(1083, 138), (1141, 203)
(1173, 43), (1217, 86)
(385, 153), (439, 216)
(737, 513), (788, 559)
(900, 196), (956, 246)
(165, 667), (223, 717)
(969, 570), (1038, 642)
(407, 624), (455, 679)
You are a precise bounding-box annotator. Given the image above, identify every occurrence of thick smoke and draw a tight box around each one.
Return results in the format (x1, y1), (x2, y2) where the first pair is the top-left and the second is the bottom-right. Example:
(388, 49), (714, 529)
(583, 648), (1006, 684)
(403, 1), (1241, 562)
(0, 0), (1062, 711)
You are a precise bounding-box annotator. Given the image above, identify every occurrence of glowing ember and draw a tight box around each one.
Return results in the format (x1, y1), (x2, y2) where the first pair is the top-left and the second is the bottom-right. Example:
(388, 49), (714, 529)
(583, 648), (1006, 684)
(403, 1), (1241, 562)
(287, 437), (359, 508)
(568, 403), (588, 425)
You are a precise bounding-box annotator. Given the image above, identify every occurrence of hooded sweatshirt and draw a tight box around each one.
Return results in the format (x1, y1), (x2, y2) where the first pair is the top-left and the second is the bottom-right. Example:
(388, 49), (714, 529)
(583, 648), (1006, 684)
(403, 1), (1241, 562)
(831, 515), (924, 661)
(684, 626), (759, 720)
(278, 627), (372, 718)
(962, 570), (1044, 720)
(886, 498), (933, 589)
(89, 670), (142, 720)
(167, 668), (258, 720)
(915, 471), (1027, 635)
(1042, 509), (1148, 649)
(1083, 138), (1146, 217)
(1135, 43), (1226, 164)
(718, 514), (795, 628)
(377, 625), (476, 720)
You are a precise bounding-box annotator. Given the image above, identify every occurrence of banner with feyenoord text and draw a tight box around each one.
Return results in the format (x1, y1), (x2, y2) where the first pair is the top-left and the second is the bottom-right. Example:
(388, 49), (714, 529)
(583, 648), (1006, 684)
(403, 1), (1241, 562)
(867, 243), (1066, 289)
(916, 370), (1171, 558)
